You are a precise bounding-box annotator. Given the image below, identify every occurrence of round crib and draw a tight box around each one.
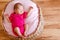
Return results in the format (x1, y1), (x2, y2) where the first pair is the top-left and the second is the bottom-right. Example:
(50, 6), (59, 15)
(2, 0), (44, 40)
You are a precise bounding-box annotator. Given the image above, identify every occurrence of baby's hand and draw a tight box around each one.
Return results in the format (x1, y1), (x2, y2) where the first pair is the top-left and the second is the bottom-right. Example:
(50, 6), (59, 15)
(29, 6), (33, 10)
(27, 6), (33, 17)
(28, 6), (33, 13)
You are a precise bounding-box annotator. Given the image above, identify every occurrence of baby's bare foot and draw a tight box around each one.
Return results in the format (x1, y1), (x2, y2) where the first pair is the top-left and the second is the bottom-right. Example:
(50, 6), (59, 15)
(24, 32), (28, 37)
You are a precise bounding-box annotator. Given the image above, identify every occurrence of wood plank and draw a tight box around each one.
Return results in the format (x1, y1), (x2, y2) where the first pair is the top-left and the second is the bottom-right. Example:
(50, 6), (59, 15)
(0, 10), (4, 30)
(42, 7), (60, 26)
(0, 2), (8, 10)
(0, 16), (3, 30)
(0, 10), (2, 16)
(36, 29), (60, 40)
(42, 7), (60, 16)
(44, 24), (60, 29)
(0, 0), (11, 2)
(36, 1), (60, 7)
(44, 15), (60, 24)
(33, 0), (51, 2)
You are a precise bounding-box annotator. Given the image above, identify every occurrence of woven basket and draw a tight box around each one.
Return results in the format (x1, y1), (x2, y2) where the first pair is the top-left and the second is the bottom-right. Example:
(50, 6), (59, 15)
(2, 0), (44, 40)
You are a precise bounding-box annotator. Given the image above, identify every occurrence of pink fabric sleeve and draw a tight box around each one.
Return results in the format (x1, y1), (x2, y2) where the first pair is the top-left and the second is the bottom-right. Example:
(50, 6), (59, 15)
(9, 13), (13, 22)
(23, 12), (28, 18)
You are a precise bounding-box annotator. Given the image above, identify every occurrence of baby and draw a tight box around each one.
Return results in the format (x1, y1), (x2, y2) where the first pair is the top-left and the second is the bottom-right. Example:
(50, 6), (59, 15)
(5, 3), (33, 38)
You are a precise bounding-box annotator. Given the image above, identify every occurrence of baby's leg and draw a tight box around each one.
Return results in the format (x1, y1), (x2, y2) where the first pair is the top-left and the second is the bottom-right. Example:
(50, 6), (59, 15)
(14, 27), (26, 38)
(24, 24), (29, 36)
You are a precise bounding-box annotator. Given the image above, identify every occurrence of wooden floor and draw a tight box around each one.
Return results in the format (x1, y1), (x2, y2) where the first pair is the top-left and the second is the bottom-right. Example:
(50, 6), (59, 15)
(0, 0), (60, 40)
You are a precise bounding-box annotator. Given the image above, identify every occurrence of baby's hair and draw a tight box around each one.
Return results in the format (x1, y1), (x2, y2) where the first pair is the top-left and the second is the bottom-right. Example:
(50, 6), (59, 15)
(14, 3), (23, 10)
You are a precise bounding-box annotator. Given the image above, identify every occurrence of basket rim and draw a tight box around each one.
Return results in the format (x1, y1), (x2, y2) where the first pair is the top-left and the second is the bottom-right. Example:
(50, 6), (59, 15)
(2, 0), (41, 37)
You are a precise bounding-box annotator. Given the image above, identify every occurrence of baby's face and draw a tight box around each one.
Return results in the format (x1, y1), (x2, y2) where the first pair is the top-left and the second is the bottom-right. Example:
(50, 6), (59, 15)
(15, 5), (24, 14)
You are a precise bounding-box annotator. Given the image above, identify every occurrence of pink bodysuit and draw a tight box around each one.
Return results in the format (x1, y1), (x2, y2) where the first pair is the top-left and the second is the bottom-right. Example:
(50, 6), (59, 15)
(9, 12), (27, 36)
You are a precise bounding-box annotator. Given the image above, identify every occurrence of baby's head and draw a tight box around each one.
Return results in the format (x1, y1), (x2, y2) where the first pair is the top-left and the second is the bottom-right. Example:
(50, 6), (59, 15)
(14, 3), (24, 14)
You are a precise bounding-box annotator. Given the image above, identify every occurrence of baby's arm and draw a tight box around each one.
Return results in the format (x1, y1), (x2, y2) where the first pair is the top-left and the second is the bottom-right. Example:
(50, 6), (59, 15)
(4, 14), (11, 23)
(27, 6), (33, 17)
(24, 24), (29, 37)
